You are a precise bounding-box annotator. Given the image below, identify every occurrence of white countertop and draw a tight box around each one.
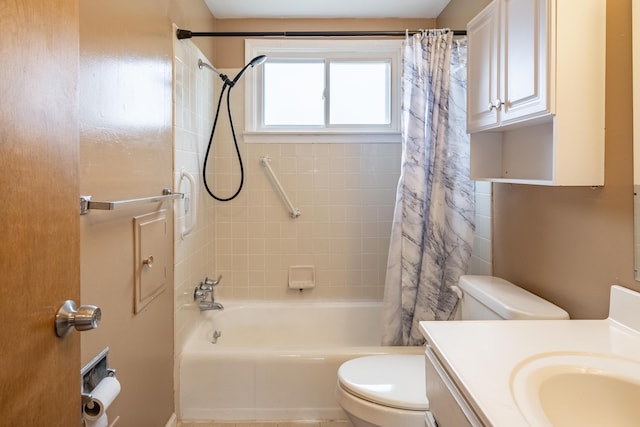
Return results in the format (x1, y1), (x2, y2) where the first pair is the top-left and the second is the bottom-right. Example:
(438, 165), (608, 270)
(419, 285), (640, 427)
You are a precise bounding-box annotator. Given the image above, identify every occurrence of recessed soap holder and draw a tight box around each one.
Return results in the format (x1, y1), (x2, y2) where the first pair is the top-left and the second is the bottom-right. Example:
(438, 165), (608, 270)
(81, 347), (116, 404)
(288, 265), (315, 290)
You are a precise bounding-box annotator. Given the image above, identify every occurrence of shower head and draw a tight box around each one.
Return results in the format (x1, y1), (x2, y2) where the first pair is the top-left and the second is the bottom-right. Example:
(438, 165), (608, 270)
(231, 55), (268, 86)
(198, 56), (267, 88)
(249, 55), (268, 67)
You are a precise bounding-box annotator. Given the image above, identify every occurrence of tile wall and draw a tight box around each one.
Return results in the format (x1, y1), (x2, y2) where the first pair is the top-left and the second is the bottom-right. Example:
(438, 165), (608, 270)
(210, 139), (402, 301)
(172, 35), (217, 352)
(172, 33), (492, 377)
(469, 181), (493, 275)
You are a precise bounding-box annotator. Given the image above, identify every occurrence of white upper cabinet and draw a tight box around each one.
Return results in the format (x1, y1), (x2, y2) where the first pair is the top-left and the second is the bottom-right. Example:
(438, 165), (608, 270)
(468, 0), (549, 131)
(467, 1), (500, 131)
(467, 0), (606, 185)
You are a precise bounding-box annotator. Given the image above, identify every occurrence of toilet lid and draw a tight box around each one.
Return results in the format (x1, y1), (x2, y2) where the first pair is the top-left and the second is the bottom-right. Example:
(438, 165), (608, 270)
(338, 355), (428, 411)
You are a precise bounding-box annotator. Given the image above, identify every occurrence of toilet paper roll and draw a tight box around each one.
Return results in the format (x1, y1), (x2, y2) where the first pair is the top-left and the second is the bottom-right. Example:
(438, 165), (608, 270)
(83, 414), (108, 427)
(82, 377), (121, 422)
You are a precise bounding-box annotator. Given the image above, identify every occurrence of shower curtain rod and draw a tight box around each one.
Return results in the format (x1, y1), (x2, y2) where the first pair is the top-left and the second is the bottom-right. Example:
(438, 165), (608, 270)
(176, 29), (466, 40)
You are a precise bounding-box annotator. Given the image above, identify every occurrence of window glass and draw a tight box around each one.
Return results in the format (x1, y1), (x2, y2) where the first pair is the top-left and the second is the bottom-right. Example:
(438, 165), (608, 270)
(329, 61), (391, 125)
(244, 39), (402, 143)
(263, 62), (325, 126)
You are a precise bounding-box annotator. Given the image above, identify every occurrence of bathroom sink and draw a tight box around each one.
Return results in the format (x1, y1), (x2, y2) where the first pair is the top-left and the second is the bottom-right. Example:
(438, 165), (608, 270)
(511, 353), (640, 427)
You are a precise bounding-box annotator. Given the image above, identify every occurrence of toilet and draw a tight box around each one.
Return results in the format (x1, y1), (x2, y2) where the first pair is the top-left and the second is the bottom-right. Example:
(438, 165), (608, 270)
(335, 275), (570, 427)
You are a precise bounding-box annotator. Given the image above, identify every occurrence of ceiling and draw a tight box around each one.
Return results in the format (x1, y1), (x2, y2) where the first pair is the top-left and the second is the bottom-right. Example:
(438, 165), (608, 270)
(204, 0), (452, 19)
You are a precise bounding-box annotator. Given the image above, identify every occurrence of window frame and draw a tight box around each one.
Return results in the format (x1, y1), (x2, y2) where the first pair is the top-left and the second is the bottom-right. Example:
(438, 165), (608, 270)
(244, 38), (402, 143)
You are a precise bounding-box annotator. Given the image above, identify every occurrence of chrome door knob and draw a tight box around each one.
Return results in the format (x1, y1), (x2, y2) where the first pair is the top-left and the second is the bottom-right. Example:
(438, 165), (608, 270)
(55, 300), (102, 337)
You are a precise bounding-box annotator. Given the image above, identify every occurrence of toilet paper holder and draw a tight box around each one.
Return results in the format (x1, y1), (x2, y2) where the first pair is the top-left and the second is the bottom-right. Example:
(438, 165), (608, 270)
(81, 347), (116, 405)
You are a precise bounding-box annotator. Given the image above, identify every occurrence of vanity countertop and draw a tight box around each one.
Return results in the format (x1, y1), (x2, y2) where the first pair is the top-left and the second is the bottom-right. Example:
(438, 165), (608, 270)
(419, 285), (640, 427)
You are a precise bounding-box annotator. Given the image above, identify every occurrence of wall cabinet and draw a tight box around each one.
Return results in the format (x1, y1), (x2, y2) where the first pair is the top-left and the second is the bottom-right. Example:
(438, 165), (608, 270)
(467, 0), (606, 185)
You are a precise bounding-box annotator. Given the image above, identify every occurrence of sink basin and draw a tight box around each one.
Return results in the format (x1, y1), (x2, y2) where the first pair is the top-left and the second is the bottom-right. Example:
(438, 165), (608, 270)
(511, 353), (640, 427)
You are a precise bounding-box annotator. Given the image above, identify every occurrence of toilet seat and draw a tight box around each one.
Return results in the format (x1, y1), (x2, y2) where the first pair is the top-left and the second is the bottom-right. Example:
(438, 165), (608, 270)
(337, 355), (428, 411)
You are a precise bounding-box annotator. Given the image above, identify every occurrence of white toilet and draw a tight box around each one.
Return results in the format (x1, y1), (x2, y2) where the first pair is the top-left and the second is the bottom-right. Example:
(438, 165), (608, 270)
(335, 275), (570, 427)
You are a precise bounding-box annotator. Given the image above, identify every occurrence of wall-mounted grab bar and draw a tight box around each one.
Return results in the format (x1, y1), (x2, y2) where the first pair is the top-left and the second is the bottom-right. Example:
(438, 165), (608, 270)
(80, 188), (184, 215)
(179, 169), (197, 239)
(260, 156), (301, 219)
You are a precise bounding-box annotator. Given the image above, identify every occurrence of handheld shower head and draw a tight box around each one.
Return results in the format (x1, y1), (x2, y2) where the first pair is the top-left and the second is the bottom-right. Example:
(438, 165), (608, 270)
(231, 55), (268, 85)
(249, 55), (268, 67)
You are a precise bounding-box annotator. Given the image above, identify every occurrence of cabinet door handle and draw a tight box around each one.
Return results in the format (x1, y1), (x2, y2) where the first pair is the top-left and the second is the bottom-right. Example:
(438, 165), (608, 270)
(488, 99), (505, 112)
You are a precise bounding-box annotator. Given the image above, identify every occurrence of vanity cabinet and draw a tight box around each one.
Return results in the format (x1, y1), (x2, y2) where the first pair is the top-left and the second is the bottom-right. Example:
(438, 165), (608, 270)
(424, 346), (483, 427)
(467, 0), (606, 185)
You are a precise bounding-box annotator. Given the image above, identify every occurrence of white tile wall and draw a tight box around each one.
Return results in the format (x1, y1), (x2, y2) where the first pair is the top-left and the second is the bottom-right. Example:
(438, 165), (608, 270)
(172, 35), (217, 354)
(171, 38), (493, 329)
(468, 180), (493, 275)
(211, 141), (402, 301)
(173, 41), (492, 319)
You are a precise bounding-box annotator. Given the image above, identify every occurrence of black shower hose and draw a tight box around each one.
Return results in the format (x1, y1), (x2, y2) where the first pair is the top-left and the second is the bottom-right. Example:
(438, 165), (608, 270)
(202, 81), (244, 201)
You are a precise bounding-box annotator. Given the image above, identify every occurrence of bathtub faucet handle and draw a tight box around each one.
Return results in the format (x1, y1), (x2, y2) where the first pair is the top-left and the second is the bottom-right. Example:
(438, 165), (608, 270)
(204, 275), (222, 288)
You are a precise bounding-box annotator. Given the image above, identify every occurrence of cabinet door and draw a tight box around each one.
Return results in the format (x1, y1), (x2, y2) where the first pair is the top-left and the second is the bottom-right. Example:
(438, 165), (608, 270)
(467, 1), (500, 132)
(500, 0), (549, 124)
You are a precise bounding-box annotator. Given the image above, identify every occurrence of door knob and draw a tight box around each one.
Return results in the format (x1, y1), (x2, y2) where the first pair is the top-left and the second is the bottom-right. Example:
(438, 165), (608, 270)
(55, 300), (102, 337)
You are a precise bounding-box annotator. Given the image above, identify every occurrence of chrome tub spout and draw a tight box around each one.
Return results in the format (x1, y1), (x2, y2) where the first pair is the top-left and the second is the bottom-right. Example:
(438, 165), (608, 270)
(199, 300), (224, 311)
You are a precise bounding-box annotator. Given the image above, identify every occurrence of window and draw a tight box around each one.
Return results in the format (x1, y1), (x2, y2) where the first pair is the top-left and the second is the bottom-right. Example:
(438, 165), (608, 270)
(244, 39), (402, 143)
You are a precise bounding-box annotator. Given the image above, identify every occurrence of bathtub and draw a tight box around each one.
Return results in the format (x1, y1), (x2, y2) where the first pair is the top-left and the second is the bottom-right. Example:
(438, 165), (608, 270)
(179, 300), (422, 422)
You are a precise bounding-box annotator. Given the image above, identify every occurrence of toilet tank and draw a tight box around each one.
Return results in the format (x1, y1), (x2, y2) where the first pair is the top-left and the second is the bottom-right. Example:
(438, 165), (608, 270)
(459, 275), (570, 320)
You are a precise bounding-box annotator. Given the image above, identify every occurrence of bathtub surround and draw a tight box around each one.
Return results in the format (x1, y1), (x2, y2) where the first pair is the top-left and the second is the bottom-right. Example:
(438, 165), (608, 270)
(179, 301), (422, 421)
(173, 14), (492, 426)
(178, 422), (352, 427)
(173, 33), (218, 355)
(383, 32), (474, 346)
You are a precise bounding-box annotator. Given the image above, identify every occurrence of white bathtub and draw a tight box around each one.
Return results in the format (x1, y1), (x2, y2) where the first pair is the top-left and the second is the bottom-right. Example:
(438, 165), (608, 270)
(179, 301), (422, 422)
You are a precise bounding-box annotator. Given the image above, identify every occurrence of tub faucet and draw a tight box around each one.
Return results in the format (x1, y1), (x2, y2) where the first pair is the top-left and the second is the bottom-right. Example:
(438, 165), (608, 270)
(193, 276), (224, 311)
(199, 300), (224, 311)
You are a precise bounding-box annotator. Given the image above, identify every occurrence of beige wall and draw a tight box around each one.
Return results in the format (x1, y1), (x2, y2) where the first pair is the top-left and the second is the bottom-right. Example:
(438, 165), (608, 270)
(211, 18), (436, 68)
(79, 1), (215, 426)
(492, 0), (640, 319)
(437, 0), (492, 30)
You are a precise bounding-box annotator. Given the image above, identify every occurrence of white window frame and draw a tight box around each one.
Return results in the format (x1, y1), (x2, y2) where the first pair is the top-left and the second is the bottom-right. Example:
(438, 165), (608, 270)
(244, 38), (402, 143)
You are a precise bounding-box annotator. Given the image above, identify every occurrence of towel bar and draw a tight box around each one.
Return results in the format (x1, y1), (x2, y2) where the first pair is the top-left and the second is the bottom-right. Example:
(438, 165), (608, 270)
(80, 188), (183, 215)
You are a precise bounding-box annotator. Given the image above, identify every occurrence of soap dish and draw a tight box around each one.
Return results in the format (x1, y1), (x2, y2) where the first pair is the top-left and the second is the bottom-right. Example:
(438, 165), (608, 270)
(288, 265), (315, 290)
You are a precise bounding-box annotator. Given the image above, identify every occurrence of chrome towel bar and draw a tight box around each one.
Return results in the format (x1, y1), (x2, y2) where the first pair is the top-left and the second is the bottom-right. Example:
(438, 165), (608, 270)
(80, 188), (183, 215)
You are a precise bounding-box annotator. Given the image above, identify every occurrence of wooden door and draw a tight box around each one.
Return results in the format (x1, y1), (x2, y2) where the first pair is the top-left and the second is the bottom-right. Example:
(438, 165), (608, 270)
(0, 0), (81, 425)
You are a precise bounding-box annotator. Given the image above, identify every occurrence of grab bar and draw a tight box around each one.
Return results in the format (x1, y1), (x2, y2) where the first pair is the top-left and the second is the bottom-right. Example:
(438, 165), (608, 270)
(179, 169), (197, 239)
(260, 155), (301, 219)
(80, 188), (184, 215)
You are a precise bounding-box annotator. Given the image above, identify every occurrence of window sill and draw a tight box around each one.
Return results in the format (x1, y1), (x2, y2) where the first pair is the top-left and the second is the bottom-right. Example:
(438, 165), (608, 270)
(243, 132), (401, 144)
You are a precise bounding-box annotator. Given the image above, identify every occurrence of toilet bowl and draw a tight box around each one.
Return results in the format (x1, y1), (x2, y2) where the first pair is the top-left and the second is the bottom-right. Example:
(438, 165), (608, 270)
(336, 275), (570, 427)
(336, 354), (427, 427)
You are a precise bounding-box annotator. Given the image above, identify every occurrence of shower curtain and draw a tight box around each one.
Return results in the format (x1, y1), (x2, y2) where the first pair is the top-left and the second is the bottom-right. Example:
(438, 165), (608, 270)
(381, 31), (475, 346)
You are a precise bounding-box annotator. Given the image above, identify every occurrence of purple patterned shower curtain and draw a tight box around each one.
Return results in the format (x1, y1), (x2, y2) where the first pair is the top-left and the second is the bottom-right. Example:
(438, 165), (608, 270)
(381, 31), (475, 346)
